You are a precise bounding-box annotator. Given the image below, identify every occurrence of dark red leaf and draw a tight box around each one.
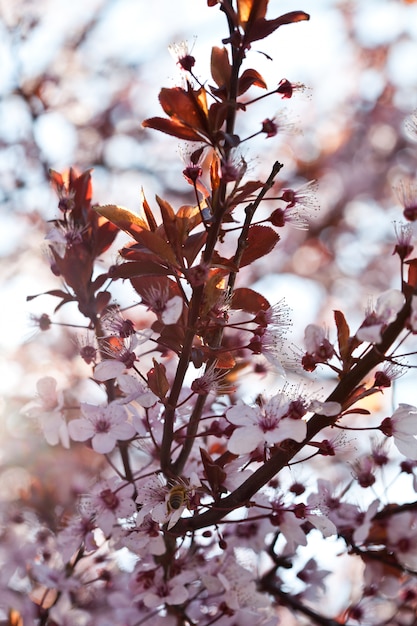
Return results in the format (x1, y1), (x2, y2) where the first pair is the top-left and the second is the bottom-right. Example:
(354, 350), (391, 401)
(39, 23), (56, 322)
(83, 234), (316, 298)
(239, 225), (280, 267)
(211, 46), (231, 88)
(110, 261), (170, 279)
(244, 11), (310, 44)
(231, 287), (270, 314)
(237, 68), (267, 95)
(237, 0), (268, 24)
(130, 276), (181, 303)
(334, 310), (350, 362)
(142, 116), (206, 142)
(147, 359), (170, 399)
(182, 231), (208, 266)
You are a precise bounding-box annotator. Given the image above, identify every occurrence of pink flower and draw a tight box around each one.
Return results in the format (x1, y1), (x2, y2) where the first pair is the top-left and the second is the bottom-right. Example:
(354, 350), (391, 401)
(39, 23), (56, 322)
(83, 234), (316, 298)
(142, 570), (192, 608)
(89, 477), (136, 536)
(387, 511), (417, 570)
(68, 402), (136, 453)
(270, 180), (319, 229)
(302, 324), (335, 371)
(356, 289), (405, 343)
(141, 284), (183, 324)
(226, 393), (307, 455)
(394, 178), (417, 222)
(380, 404), (417, 459)
(23, 376), (69, 448)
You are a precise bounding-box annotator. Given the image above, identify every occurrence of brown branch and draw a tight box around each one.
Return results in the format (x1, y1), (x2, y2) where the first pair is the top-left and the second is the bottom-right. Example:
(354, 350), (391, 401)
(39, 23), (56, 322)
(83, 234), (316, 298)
(172, 296), (412, 534)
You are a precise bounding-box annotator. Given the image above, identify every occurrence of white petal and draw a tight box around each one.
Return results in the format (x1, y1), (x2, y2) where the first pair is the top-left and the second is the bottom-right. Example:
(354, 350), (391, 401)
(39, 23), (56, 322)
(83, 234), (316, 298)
(94, 360), (126, 381)
(92, 433), (117, 454)
(161, 296), (183, 324)
(393, 433), (417, 460)
(226, 404), (257, 426)
(228, 425), (263, 454)
(68, 418), (95, 442)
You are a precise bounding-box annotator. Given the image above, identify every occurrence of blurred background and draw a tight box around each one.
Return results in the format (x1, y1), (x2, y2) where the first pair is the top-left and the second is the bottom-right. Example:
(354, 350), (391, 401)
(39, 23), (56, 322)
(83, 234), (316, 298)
(2, 0), (417, 410)
(1, 3), (417, 618)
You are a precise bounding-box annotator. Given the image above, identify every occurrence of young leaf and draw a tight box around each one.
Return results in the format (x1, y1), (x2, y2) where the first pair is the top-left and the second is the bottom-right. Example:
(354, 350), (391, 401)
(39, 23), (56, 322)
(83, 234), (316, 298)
(237, 68), (267, 95)
(142, 116), (207, 142)
(244, 11), (310, 45)
(239, 225), (280, 267)
(237, 0), (268, 24)
(94, 205), (149, 239)
(334, 310), (350, 363)
(211, 46), (231, 89)
(231, 287), (270, 314)
(147, 359), (170, 400)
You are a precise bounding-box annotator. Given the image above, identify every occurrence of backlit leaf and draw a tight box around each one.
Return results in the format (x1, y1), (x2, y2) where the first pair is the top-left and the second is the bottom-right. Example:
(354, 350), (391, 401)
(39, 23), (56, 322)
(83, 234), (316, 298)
(142, 117), (206, 142)
(244, 10), (310, 44)
(239, 225), (280, 267)
(94, 204), (149, 239)
(231, 288), (270, 314)
(147, 359), (170, 399)
(211, 47), (231, 88)
(237, 68), (267, 95)
(237, 0), (268, 24)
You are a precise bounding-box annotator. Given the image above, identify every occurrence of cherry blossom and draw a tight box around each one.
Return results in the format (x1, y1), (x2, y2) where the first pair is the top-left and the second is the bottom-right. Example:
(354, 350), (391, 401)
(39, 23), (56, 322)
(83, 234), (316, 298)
(23, 376), (69, 448)
(68, 401), (136, 453)
(356, 289), (405, 343)
(380, 404), (417, 459)
(226, 393), (307, 455)
(387, 511), (417, 570)
(88, 477), (136, 536)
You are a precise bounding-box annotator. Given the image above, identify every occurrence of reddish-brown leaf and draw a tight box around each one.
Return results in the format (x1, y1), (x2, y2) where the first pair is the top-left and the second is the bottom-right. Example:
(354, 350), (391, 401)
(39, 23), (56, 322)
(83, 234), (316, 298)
(142, 116), (205, 142)
(237, 0), (268, 24)
(157, 86), (210, 138)
(200, 448), (227, 494)
(141, 188), (158, 232)
(132, 230), (179, 267)
(130, 275), (181, 303)
(95, 218), (119, 256)
(237, 68), (267, 95)
(49, 168), (64, 191)
(147, 359), (170, 399)
(176, 203), (203, 236)
(95, 290), (112, 315)
(94, 204), (149, 240)
(239, 225), (280, 267)
(70, 168), (93, 219)
(244, 11), (310, 44)
(231, 287), (270, 314)
(334, 310), (350, 363)
(210, 151), (221, 194)
(211, 46), (231, 88)
(156, 323), (186, 353)
(110, 260), (170, 279)
(182, 231), (208, 266)
(229, 180), (264, 207)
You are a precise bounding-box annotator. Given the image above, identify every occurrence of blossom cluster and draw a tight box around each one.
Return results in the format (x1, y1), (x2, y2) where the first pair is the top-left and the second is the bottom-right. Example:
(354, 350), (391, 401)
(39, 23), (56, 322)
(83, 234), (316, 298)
(3, 2), (417, 625)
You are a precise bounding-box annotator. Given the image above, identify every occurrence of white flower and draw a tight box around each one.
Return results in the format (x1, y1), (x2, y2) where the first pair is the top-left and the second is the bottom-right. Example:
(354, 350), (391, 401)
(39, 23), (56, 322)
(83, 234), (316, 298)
(380, 404), (417, 459)
(23, 377), (69, 448)
(357, 289), (405, 343)
(136, 474), (200, 530)
(68, 402), (136, 453)
(89, 477), (136, 536)
(387, 511), (417, 570)
(226, 393), (307, 455)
